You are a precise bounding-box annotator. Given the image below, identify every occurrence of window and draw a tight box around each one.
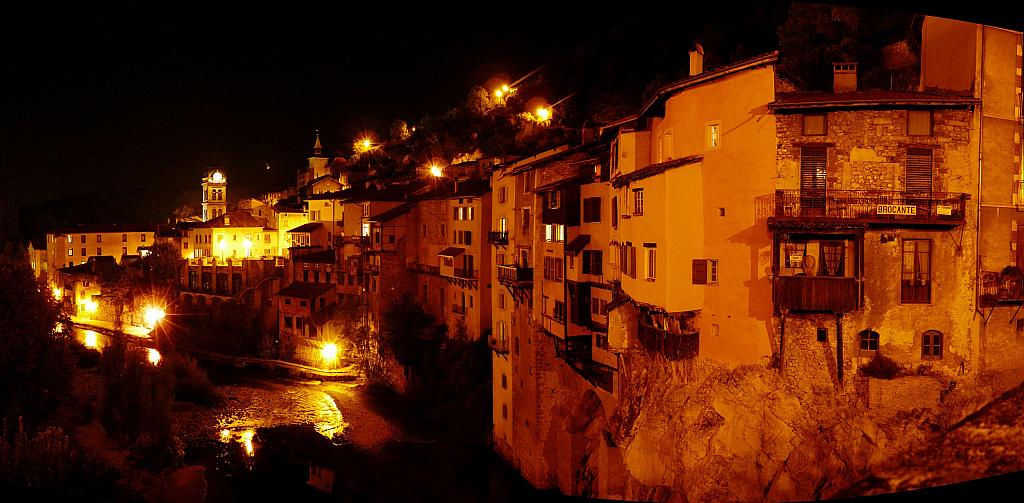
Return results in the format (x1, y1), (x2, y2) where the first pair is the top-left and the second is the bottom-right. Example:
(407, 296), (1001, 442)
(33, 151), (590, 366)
(706, 122), (721, 149)
(905, 148), (933, 194)
(80, 235), (86, 243)
(81, 248), (86, 256)
(499, 217), (507, 233)
(295, 317), (303, 330)
(583, 197), (601, 223)
(553, 301), (566, 323)
(803, 114), (827, 135)
(468, 207), (474, 220)
(284, 316), (293, 328)
(645, 247), (656, 280)
(502, 404), (508, 420)
(547, 191), (560, 209)
(692, 259), (718, 284)
(859, 330), (879, 351)
(122, 247), (127, 256)
(817, 328), (828, 342)
(632, 189), (644, 216)
(800, 147), (827, 211)
(555, 224), (565, 243)
(96, 234), (102, 243)
(501, 372), (507, 389)
(68, 249), (73, 256)
(901, 239), (931, 303)
(521, 208), (531, 233)
(591, 297), (608, 317)
(141, 234), (146, 242)
(922, 330), (943, 358)
(464, 231), (472, 245)
(96, 248), (102, 255)
(498, 186), (507, 203)
(784, 242), (807, 269)
(498, 293), (506, 310)
(908, 110), (933, 136)
(299, 300), (307, 307)
(611, 197), (618, 228)
(543, 257), (564, 282)
(582, 250), (602, 275)
(819, 242), (845, 277)
(285, 298), (291, 305)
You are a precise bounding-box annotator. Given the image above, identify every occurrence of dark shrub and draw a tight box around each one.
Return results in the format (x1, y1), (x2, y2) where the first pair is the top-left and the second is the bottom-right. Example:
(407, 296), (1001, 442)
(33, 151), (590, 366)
(169, 354), (222, 407)
(860, 353), (902, 379)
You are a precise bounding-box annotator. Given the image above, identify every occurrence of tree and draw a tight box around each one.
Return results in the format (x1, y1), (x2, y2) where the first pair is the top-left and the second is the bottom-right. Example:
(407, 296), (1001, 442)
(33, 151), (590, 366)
(140, 241), (181, 287)
(389, 119), (410, 142)
(380, 293), (444, 368)
(0, 255), (73, 419)
(777, 3), (919, 91)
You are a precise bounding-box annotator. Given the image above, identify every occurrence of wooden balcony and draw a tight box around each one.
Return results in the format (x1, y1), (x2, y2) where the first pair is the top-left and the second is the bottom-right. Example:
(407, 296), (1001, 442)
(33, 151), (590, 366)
(497, 265), (532, 287)
(556, 335), (592, 362)
(488, 231), (509, 246)
(773, 275), (860, 313)
(768, 190), (968, 229)
(637, 323), (699, 360)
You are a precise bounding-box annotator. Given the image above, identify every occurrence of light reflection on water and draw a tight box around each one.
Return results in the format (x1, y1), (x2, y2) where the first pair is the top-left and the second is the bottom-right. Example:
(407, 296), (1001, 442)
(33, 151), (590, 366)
(73, 328), (108, 351)
(213, 383), (349, 451)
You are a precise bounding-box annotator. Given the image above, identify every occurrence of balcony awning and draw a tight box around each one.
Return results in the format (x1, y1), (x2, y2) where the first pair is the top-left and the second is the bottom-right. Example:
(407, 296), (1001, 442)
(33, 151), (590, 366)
(438, 246), (465, 257)
(565, 234), (591, 254)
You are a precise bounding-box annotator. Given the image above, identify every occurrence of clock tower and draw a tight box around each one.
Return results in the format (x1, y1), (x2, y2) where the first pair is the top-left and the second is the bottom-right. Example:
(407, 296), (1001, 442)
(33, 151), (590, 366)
(202, 168), (227, 221)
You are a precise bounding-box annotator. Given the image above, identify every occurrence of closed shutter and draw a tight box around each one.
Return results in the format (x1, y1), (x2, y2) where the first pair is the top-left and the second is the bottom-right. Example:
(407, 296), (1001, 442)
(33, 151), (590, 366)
(692, 259), (708, 285)
(906, 148), (933, 194)
(800, 147), (827, 192)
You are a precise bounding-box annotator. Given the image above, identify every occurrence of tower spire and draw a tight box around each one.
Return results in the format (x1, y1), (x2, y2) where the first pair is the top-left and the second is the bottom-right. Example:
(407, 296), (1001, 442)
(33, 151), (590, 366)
(313, 130), (322, 156)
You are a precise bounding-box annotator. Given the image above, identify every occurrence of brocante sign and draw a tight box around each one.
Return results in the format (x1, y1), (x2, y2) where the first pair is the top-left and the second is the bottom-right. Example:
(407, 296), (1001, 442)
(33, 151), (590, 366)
(876, 204), (917, 216)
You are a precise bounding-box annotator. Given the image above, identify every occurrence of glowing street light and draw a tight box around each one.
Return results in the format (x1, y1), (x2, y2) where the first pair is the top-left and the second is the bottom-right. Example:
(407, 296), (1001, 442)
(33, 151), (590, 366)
(52, 286), (62, 300)
(147, 348), (162, 366)
(243, 237), (253, 257)
(321, 342), (339, 363)
(428, 164), (444, 178)
(354, 136), (376, 154)
(143, 306), (166, 328)
(535, 107), (551, 122)
(218, 239), (227, 260)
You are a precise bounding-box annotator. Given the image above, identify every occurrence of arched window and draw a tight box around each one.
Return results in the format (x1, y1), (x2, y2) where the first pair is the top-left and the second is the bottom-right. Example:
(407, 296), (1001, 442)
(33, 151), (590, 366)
(858, 330), (879, 351)
(922, 330), (943, 358)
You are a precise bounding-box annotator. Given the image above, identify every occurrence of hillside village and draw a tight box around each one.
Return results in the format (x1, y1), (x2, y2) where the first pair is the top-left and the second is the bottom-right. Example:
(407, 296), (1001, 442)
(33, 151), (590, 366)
(20, 12), (1024, 501)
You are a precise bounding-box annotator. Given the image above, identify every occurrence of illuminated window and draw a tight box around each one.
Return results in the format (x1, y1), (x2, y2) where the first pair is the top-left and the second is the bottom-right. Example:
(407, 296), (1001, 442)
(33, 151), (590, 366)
(706, 122), (721, 149)
(68, 249), (73, 256)
(633, 189), (644, 216)
(122, 234), (127, 242)
(96, 234), (102, 243)
(141, 234), (146, 242)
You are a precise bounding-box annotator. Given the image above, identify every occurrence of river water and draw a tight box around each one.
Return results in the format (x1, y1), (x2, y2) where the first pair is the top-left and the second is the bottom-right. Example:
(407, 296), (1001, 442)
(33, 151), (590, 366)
(172, 369), (555, 503)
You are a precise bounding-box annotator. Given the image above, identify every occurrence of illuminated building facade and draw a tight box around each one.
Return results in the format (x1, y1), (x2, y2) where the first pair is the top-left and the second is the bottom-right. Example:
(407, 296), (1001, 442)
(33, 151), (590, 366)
(202, 168), (228, 221)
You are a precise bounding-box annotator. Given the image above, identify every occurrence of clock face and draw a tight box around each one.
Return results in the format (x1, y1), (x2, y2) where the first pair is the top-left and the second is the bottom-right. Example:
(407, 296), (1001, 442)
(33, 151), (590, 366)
(211, 171), (224, 183)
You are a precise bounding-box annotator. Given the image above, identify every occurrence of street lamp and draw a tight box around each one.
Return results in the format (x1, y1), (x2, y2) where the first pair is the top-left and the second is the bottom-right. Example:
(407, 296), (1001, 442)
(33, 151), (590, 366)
(243, 237), (252, 258)
(218, 238), (227, 261)
(144, 305), (166, 329)
(321, 342), (339, 363)
(429, 164), (444, 178)
(535, 106), (551, 122)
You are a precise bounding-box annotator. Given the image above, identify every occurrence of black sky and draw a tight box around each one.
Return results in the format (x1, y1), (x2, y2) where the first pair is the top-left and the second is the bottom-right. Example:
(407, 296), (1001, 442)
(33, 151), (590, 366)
(1, 2), (1020, 226)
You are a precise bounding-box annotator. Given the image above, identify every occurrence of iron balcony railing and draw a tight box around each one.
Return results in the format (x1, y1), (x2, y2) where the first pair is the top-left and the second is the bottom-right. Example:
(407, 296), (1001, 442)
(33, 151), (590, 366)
(497, 264), (533, 285)
(488, 231), (509, 245)
(773, 276), (860, 312)
(488, 336), (510, 354)
(980, 269), (1024, 306)
(770, 190), (968, 225)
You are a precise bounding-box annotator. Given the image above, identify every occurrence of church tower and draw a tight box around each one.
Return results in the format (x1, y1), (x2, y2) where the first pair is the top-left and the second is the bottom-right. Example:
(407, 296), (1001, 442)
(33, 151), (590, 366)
(202, 168), (227, 221)
(308, 132), (330, 180)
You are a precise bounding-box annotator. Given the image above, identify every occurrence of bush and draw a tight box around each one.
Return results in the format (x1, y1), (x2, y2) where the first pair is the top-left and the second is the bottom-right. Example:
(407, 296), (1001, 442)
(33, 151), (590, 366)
(70, 342), (101, 369)
(860, 353), (902, 379)
(0, 417), (119, 497)
(168, 355), (222, 407)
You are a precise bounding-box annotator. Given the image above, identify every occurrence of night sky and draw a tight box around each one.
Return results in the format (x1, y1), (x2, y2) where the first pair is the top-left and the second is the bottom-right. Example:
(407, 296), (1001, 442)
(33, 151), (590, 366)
(1, 2), (1020, 230)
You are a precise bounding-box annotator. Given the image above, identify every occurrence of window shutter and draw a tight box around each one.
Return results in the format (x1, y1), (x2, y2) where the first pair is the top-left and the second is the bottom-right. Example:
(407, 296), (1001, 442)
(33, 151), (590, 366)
(692, 259), (708, 284)
(799, 147), (827, 192)
(906, 148), (933, 194)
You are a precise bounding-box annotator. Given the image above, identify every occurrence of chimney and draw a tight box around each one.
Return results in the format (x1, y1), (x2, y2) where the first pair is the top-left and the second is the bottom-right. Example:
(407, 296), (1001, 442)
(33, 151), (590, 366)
(689, 43), (704, 76)
(832, 62), (857, 93)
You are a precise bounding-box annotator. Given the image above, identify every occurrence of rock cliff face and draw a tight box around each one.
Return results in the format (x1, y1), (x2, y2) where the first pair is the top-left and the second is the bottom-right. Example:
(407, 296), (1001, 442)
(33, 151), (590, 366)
(525, 350), (1016, 502)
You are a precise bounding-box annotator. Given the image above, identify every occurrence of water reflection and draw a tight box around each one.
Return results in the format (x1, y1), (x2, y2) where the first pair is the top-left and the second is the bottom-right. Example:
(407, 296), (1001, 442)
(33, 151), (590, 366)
(213, 383), (348, 444)
(74, 328), (108, 351)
